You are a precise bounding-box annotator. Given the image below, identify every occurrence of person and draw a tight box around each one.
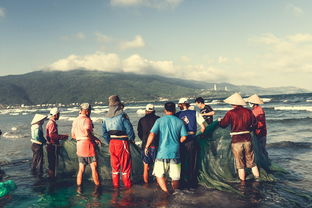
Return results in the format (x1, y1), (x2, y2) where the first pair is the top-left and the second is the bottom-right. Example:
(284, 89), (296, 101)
(46, 107), (68, 178)
(145, 102), (188, 193)
(195, 97), (215, 125)
(218, 93), (260, 182)
(71, 103), (101, 192)
(175, 98), (206, 189)
(102, 95), (135, 188)
(246, 94), (269, 162)
(30, 114), (47, 175)
(137, 104), (160, 183)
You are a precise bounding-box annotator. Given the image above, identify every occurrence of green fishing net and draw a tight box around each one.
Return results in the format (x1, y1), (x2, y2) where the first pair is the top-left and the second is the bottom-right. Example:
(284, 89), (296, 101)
(196, 121), (280, 192)
(0, 180), (17, 198)
(44, 120), (281, 192)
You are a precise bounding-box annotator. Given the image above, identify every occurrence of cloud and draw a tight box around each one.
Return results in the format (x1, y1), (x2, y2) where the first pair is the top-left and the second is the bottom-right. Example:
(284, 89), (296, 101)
(0, 7), (6, 18)
(286, 4), (304, 16)
(48, 52), (122, 72)
(110, 0), (183, 9)
(47, 52), (226, 82)
(250, 33), (312, 73)
(119, 35), (145, 50)
(61, 32), (86, 40)
(180, 56), (191, 63)
(95, 32), (112, 43)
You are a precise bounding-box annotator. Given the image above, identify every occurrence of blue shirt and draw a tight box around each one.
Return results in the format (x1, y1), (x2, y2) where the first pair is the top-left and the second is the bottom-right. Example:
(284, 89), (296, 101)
(150, 115), (188, 159)
(102, 113), (135, 143)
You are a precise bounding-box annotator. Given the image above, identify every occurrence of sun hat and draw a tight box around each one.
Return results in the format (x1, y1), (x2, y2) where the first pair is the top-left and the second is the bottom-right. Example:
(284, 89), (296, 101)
(178, 98), (189, 104)
(80, 103), (91, 110)
(246, 94), (264, 105)
(31, 114), (47, 125)
(145, 104), (155, 112)
(49, 107), (60, 118)
(224, 93), (246, 106)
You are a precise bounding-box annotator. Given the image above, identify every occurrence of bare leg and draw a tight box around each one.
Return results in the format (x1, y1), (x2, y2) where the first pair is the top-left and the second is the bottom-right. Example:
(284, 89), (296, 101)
(77, 163), (85, 186)
(143, 163), (149, 183)
(90, 162), (100, 186)
(238, 168), (246, 181)
(251, 165), (260, 178)
(171, 180), (179, 190)
(156, 176), (169, 193)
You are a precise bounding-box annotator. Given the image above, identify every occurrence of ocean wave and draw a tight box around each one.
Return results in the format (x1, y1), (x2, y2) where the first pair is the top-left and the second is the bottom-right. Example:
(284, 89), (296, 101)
(2, 132), (27, 139)
(274, 106), (312, 112)
(267, 141), (312, 149)
(307, 99), (312, 103)
(267, 117), (312, 123)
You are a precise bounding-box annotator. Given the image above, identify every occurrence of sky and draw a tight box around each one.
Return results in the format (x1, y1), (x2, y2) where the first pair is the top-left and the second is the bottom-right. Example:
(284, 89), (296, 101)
(0, 0), (312, 90)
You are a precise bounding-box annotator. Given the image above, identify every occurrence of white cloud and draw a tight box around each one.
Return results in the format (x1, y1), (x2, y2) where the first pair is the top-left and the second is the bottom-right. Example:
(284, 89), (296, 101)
(47, 52), (226, 82)
(48, 52), (122, 72)
(250, 33), (312, 73)
(287, 34), (312, 43)
(218, 56), (228, 64)
(180, 56), (191, 63)
(110, 0), (183, 9)
(119, 35), (145, 50)
(61, 32), (86, 40)
(95, 33), (112, 43)
(0, 8), (6, 18)
(286, 4), (304, 16)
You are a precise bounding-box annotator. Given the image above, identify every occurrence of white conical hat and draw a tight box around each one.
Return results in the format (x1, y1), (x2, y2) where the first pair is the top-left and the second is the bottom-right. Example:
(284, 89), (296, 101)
(31, 114), (47, 125)
(246, 94), (264, 104)
(224, 93), (246, 106)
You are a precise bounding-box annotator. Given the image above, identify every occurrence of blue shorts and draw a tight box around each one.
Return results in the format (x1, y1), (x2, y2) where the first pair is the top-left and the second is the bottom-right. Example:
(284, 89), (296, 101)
(141, 147), (157, 165)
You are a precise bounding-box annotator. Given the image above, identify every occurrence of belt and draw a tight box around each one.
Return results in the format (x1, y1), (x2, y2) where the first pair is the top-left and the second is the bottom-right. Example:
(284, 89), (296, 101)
(110, 135), (128, 138)
(230, 131), (250, 136)
(187, 131), (196, 135)
(76, 136), (90, 141)
(31, 139), (42, 145)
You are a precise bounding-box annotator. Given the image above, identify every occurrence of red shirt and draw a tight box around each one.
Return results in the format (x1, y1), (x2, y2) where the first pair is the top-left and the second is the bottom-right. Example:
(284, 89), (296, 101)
(252, 105), (267, 137)
(71, 114), (96, 157)
(219, 106), (257, 143)
(46, 119), (67, 145)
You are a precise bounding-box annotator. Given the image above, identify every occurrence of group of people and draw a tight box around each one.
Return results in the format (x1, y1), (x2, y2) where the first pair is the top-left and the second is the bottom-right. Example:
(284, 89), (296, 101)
(29, 92), (268, 194)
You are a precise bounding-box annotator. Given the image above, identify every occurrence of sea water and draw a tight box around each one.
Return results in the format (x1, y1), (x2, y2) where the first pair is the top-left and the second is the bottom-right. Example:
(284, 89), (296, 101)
(0, 93), (312, 207)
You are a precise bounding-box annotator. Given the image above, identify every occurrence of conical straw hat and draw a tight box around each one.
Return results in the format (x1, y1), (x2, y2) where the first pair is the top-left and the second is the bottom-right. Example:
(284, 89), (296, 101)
(224, 93), (246, 106)
(31, 114), (47, 125)
(246, 94), (264, 104)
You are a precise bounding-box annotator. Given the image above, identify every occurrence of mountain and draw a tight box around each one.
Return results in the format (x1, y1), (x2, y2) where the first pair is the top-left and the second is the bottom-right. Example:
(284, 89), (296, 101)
(0, 70), (309, 105)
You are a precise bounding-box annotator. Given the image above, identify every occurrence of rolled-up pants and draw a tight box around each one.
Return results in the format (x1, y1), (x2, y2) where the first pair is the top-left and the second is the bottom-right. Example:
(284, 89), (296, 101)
(31, 143), (44, 173)
(109, 139), (132, 188)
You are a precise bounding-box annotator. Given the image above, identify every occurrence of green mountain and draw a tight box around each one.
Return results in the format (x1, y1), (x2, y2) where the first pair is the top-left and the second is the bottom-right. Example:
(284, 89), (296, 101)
(0, 70), (309, 105)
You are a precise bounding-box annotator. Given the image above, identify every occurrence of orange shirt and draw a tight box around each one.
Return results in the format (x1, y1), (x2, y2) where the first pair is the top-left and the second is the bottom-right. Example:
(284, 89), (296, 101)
(71, 114), (96, 157)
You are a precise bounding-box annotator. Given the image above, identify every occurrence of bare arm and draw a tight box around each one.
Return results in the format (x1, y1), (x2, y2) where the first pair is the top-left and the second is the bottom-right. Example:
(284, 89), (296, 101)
(144, 132), (156, 155)
(180, 136), (187, 143)
(200, 123), (206, 133)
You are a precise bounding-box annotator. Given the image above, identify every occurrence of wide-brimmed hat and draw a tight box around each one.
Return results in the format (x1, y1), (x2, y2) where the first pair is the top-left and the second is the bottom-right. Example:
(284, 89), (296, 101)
(80, 103), (92, 110)
(49, 107), (60, 118)
(246, 94), (264, 105)
(178, 97), (189, 104)
(108, 95), (122, 106)
(31, 114), (47, 125)
(224, 93), (246, 106)
(145, 104), (155, 112)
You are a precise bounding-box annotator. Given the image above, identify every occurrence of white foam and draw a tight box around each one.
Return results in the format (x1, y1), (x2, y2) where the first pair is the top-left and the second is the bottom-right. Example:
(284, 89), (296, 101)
(262, 98), (272, 103)
(306, 99), (312, 103)
(3, 132), (22, 139)
(11, 127), (17, 131)
(274, 106), (312, 112)
(213, 107), (232, 111)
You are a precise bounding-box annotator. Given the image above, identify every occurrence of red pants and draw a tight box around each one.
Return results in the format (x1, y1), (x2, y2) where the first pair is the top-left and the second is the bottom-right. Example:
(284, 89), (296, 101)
(109, 139), (132, 188)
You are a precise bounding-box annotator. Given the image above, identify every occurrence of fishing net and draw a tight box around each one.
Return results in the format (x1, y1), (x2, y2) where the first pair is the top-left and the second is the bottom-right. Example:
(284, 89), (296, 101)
(0, 180), (16, 198)
(44, 120), (283, 192)
(44, 140), (143, 183)
(196, 120), (283, 193)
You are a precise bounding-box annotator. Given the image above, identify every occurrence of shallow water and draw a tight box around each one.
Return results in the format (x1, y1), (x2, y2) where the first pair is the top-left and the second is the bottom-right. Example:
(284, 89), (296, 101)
(1, 93), (312, 207)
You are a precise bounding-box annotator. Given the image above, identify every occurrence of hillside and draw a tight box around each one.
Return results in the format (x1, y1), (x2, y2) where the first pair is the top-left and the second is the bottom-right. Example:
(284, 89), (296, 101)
(0, 70), (309, 105)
